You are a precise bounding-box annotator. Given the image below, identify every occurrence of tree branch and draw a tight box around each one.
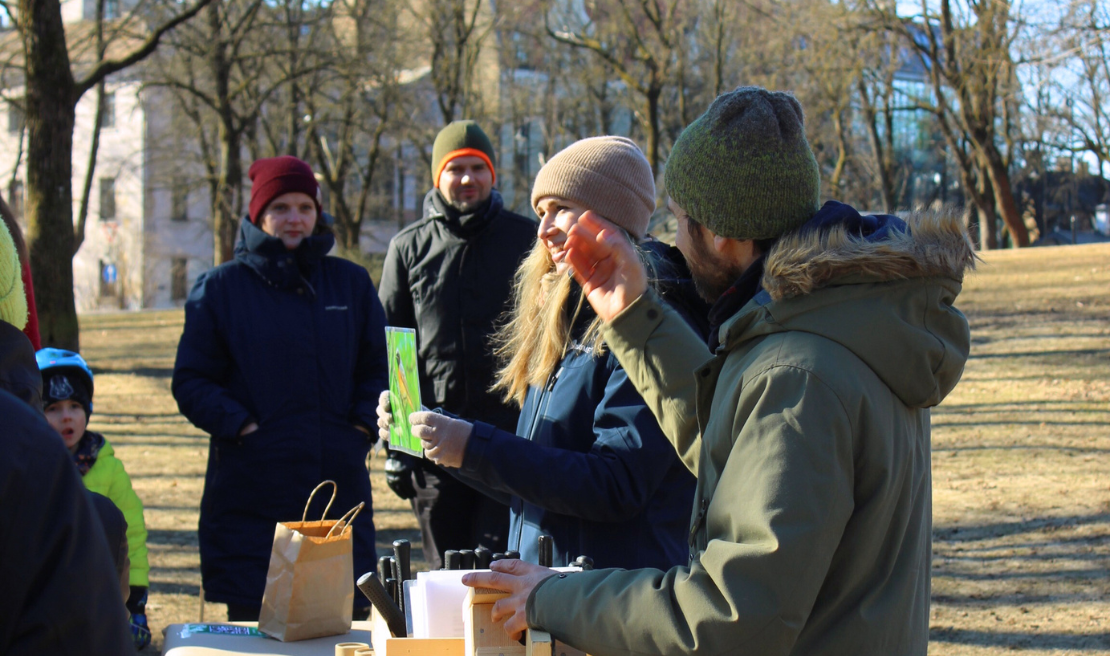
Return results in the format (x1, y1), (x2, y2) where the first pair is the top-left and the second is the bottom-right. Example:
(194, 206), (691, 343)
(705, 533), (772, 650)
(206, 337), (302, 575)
(75, 0), (215, 99)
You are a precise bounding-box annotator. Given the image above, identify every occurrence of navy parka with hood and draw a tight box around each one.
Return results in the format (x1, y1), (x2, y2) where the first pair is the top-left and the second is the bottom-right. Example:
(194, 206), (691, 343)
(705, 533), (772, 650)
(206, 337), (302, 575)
(172, 218), (388, 609)
(451, 243), (705, 570)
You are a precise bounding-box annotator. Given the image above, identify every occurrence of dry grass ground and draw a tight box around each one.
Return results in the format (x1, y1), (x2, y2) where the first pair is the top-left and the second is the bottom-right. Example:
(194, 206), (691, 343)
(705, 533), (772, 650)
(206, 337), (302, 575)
(76, 243), (1109, 655)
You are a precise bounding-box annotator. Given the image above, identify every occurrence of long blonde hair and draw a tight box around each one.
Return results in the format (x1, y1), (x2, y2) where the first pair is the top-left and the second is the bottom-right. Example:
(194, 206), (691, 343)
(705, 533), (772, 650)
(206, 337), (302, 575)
(491, 241), (605, 407)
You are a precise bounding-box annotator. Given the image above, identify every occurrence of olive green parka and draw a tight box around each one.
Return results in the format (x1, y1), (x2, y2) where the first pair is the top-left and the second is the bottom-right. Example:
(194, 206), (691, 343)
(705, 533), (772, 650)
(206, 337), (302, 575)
(527, 210), (976, 655)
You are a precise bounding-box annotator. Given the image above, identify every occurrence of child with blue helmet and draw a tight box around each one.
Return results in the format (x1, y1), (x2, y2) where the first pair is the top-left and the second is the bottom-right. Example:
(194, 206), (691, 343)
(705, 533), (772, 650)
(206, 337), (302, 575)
(36, 348), (152, 651)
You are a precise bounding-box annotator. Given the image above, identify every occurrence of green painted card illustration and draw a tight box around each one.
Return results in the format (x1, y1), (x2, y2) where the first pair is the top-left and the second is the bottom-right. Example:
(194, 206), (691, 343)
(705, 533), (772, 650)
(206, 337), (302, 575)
(386, 327), (423, 457)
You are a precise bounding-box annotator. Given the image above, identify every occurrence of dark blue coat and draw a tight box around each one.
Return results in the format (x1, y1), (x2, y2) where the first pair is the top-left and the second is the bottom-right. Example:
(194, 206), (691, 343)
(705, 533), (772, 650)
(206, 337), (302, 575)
(450, 244), (706, 571)
(172, 219), (388, 608)
(454, 342), (696, 571)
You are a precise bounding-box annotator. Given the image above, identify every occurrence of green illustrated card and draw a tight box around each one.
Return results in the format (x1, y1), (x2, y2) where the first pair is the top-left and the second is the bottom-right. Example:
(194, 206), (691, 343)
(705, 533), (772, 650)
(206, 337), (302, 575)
(386, 327), (423, 457)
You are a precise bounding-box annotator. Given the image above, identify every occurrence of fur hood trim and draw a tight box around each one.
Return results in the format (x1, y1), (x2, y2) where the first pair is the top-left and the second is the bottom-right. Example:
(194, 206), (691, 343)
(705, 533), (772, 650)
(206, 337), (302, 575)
(762, 206), (978, 302)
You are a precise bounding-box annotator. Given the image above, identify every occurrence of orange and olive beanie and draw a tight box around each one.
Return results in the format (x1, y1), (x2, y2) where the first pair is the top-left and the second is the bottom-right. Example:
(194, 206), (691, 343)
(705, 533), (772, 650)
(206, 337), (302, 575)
(431, 121), (497, 188)
(664, 86), (821, 240)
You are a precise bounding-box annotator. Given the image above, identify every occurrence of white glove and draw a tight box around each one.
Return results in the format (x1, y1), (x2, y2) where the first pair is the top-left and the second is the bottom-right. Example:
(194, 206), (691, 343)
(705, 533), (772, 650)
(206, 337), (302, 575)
(375, 389), (394, 445)
(410, 412), (473, 468)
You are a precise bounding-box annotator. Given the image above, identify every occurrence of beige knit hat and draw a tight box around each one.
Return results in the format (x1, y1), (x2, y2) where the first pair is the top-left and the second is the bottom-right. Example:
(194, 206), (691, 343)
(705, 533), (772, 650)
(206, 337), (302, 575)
(531, 136), (655, 239)
(0, 218), (27, 330)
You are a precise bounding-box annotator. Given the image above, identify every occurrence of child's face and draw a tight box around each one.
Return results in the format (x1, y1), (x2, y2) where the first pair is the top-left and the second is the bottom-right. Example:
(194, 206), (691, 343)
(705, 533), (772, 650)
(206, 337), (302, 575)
(44, 400), (88, 451)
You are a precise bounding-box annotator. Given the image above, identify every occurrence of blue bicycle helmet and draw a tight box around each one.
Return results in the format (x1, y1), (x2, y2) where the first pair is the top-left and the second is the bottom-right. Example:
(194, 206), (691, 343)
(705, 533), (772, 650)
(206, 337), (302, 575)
(36, 348), (95, 413)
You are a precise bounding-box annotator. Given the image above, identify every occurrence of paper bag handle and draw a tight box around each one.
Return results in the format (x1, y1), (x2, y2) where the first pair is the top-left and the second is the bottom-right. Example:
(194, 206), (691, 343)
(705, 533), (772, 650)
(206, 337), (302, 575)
(325, 502), (365, 539)
(302, 480), (338, 522)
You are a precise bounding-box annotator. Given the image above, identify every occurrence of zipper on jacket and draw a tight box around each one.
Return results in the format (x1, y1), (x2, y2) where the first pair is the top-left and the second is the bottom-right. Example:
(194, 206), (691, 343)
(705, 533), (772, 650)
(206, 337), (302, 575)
(515, 364), (563, 549)
(689, 497), (709, 552)
(545, 365), (564, 392)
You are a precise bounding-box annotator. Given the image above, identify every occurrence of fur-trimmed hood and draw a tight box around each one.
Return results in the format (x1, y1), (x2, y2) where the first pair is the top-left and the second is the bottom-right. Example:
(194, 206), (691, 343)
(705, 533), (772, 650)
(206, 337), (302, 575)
(763, 201), (977, 301)
(721, 201), (976, 408)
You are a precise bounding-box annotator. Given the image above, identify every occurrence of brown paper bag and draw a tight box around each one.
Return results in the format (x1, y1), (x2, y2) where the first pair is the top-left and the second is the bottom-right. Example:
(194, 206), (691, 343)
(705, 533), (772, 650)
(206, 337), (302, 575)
(259, 480), (365, 642)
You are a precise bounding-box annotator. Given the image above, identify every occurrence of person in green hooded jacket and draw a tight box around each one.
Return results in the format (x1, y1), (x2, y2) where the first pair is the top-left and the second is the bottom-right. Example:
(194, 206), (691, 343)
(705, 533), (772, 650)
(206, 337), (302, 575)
(462, 86), (976, 655)
(36, 348), (152, 651)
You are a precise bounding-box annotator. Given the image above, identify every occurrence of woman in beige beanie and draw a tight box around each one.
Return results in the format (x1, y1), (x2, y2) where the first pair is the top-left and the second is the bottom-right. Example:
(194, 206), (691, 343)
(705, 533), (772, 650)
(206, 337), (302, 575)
(378, 136), (706, 570)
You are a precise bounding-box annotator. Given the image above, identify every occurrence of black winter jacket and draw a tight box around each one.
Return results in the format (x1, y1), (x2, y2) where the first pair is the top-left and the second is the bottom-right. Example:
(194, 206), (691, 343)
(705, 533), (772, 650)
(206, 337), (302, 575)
(0, 320), (41, 408)
(378, 189), (536, 432)
(172, 219), (388, 608)
(0, 389), (136, 655)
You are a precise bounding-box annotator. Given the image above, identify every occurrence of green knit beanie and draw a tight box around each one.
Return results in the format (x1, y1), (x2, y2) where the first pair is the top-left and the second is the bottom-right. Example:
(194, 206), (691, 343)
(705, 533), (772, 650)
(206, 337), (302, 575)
(664, 87), (821, 240)
(0, 218), (28, 330)
(431, 120), (497, 187)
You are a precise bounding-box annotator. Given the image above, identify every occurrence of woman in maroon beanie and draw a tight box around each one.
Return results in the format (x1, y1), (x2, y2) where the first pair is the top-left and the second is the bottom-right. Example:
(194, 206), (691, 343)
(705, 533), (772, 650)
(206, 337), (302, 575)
(172, 155), (388, 621)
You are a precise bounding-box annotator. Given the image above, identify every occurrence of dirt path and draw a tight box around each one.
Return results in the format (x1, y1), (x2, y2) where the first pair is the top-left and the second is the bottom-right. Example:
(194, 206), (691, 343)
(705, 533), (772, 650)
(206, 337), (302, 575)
(76, 243), (1110, 654)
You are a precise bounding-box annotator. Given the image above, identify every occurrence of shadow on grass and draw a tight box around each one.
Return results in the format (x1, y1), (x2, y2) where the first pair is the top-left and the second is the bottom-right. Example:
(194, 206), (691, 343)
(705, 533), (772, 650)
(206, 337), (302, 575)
(933, 445), (1110, 454)
(90, 365), (175, 378)
(969, 348), (1110, 359)
(930, 627), (1110, 649)
(935, 513), (1110, 542)
(932, 419), (1110, 427)
(937, 399), (1110, 411)
(148, 528), (199, 547)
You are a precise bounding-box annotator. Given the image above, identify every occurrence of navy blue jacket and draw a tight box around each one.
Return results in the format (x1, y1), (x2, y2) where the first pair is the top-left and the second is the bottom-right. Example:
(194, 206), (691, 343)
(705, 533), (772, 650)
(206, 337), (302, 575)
(450, 245), (706, 571)
(172, 219), (388, 608)
(456, 344), (696, 571)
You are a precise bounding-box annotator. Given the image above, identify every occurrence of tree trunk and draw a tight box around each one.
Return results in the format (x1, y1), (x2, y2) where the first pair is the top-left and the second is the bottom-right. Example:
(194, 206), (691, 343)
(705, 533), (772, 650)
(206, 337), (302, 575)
(829, 110), (848, 192)
(214, 128), (241, 264)
(978, 205), (998, 250)
(858, 77), (895, 210)
(645, 86), (661, 178)
(976, 171), (998, 250)
(209, 0), (241, 264)
(21, 0), (80, 349)
(980, 146), (1029, 247)
(74, 80), (107, 255)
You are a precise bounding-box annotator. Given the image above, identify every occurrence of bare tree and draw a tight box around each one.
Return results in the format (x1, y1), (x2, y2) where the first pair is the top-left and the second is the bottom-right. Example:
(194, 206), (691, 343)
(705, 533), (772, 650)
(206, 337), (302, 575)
(543, 0), (692, 175)
(1, 0), (211, 348)
(152, 0), (317, 264)
(1047, 0), (1110, 176)
(301, 0), (407, 250)
(883, 0), (1030, 247)
(408, 0), (493, 123)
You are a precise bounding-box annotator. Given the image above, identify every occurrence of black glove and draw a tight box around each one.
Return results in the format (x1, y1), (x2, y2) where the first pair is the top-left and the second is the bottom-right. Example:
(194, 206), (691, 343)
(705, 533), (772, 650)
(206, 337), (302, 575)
(384, 450), (418, 500)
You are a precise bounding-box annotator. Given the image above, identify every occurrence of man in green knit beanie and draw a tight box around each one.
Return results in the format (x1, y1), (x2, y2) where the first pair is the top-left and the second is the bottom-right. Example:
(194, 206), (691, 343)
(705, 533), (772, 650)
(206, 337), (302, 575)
(462, 86), (976, 656)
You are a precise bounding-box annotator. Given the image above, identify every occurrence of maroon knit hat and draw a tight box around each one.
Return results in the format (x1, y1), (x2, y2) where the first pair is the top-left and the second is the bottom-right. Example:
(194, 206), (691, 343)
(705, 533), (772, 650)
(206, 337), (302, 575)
(247, 156), (321, 224)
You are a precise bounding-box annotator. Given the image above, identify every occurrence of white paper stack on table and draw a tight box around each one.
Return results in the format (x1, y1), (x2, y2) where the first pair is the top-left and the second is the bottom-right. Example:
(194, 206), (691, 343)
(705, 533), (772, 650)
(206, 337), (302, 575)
(408, 568), (581, 639)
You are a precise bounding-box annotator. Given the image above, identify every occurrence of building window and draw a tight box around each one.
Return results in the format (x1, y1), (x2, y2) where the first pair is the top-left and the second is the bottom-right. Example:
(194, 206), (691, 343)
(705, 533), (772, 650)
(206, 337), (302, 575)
(171, 180), (188, 222)
(104, 0), (119, 19)
(7, 102), (24, 134)
(99, 260), (118, 298)
(171, 258), (188, 301)
(99, 177), (116, 220)
(8, 179), (23, 220)
(98, 92), (115, 129)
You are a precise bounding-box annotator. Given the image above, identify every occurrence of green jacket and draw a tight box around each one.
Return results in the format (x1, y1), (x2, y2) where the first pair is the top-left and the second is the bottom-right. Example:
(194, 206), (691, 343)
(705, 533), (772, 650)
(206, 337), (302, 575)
(82, 434), (150, 587)
(527, 212), (975, 655)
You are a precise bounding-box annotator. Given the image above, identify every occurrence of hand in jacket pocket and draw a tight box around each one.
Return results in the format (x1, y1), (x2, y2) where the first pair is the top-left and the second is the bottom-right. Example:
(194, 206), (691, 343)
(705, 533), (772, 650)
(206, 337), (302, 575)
(410, 411), (472, 468)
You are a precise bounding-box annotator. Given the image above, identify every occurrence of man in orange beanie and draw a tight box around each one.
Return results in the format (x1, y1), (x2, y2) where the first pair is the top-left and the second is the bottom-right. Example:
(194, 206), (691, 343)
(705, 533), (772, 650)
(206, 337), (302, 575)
(378, 121), (535, 569)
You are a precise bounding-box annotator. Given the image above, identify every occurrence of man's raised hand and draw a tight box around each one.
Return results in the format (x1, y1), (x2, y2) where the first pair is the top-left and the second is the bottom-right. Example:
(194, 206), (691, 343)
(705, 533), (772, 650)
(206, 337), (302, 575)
(565, 211), (647, 323)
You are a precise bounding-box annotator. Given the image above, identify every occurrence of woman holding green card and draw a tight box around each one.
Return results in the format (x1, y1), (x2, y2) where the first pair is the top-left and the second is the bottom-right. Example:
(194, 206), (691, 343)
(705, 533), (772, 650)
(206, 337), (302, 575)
(377, 137), (706, 571)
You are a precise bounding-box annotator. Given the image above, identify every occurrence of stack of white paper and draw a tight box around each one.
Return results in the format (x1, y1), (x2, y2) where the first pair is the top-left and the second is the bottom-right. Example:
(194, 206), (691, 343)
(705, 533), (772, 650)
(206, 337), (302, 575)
(409, 567), (581, 639)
